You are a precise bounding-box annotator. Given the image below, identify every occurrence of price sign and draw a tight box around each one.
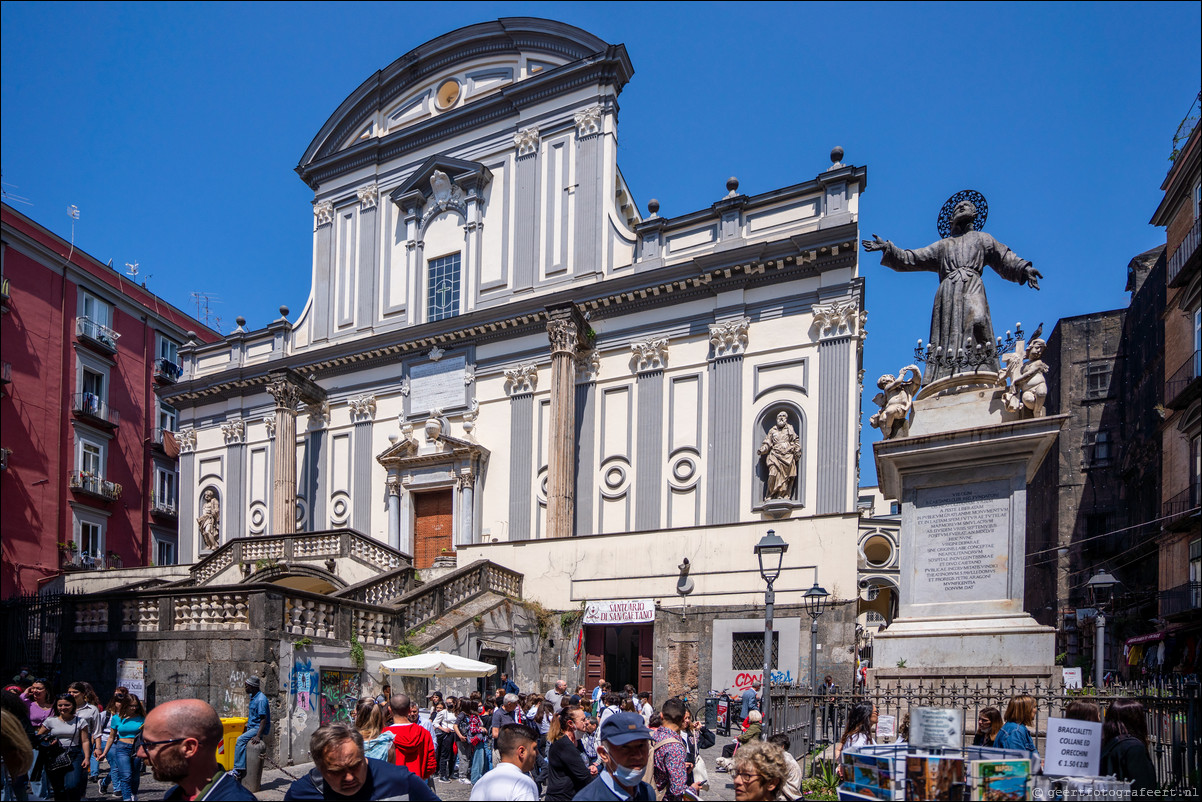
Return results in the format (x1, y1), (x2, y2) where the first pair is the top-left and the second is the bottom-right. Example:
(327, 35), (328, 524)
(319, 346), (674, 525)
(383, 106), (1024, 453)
(1045, 717), (1101, 776)
(910, 707), (963, 749)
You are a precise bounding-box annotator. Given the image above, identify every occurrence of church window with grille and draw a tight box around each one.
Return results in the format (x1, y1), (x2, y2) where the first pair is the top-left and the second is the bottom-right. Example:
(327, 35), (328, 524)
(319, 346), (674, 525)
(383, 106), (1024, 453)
(427, 254), (461, 322)
(732, 631), (779, 670)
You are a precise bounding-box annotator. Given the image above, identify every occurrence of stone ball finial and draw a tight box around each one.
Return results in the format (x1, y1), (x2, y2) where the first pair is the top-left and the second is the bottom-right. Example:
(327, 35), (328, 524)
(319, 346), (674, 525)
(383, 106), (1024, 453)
(279, 305), (290, 318)
(830, 146), (844, 165)
(726, 176), (739, 194)
(235, 316), (246, 327)
(186, 330), (196, 340)
(388, 433), (399, 444)
(647, 198), (660, 216)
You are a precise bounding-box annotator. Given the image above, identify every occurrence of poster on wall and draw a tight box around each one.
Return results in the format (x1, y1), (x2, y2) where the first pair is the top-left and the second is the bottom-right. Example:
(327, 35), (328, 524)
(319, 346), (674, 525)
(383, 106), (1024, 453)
(116, 659), (146, 702)
(319, 670), (360, 726)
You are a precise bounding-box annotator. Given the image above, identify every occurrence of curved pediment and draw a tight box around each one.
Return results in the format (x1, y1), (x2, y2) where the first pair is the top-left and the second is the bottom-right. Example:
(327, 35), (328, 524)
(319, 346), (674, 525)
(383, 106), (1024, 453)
(297, 18), (623, 183)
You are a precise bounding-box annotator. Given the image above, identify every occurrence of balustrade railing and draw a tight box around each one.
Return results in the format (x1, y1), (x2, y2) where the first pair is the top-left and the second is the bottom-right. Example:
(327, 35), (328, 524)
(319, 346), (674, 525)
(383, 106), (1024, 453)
(1166, 349), (1202, 408)
(172, 592), (250, 631)
(153, 357), (183, 382)
(190, 529), (409, 586)
(71, 392), (118, 425)
(335, 567), (413, 606)
(395, 560), (524, 631)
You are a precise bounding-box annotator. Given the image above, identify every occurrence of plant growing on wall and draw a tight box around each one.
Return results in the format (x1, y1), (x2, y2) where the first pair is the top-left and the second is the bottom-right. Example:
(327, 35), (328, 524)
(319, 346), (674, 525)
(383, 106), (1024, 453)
(559, 600), (586, 631)
(293, 637), (313, 649)
(349, 636), (365, 669)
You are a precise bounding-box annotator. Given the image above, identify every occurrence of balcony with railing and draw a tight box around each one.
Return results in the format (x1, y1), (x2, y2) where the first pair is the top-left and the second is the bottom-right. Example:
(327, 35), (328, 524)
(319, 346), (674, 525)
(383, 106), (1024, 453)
(71, 393), (119, 427)
(1167, 217), (1200, 287)
(150, 491), (178, 518)
(69, 470), (122, 502)
(1162, 480), (1200, 530)
(153, 357), (183, 383)
(1160, 581), (1202, 618)
(1166, 349), (1202, 410)
(75, 317), (120, 352)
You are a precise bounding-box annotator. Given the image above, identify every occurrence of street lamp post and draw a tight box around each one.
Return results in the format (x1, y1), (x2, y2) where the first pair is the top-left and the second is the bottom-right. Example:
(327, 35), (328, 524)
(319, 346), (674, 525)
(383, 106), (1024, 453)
(803, 579), (830, 749)
(1085, 570), (1118, 688)
(755, 529), (788, 740)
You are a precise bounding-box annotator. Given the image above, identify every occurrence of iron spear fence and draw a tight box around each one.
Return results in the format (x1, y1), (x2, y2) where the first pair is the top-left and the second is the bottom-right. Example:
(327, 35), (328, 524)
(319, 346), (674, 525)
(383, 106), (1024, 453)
(765, 676), (1199, 792)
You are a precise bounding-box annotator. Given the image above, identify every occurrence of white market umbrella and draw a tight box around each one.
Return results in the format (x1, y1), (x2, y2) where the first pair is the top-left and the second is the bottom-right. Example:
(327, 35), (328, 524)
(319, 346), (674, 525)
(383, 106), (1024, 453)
(379, 651), (499, 678)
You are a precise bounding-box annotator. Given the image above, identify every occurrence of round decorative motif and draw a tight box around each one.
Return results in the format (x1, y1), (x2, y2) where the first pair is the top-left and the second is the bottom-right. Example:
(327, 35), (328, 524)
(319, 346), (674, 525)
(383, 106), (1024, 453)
(936, 189), (988, 239)
(672, 455), (696, 484)
(250, 506), (266, 531)
(435, 79), (461, 110)
(605, 466), (625, 490)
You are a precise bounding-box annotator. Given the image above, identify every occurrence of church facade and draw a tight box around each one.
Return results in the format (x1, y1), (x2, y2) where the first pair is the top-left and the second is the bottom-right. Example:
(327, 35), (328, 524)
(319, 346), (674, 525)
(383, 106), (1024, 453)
(165, 18), (868, 695)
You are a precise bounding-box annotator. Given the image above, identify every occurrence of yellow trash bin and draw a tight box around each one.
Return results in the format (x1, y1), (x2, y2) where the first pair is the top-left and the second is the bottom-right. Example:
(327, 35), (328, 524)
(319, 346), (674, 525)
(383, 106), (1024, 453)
(216, 717), (248, 771)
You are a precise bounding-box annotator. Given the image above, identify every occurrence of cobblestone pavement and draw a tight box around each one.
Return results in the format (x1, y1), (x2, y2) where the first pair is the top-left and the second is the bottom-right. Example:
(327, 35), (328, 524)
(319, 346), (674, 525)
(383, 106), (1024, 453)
(83, 742), (742, 800)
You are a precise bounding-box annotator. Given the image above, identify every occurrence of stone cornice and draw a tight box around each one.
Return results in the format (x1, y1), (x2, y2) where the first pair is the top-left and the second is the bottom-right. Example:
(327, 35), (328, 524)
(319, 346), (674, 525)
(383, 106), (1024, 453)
(163, 224), (858, 404)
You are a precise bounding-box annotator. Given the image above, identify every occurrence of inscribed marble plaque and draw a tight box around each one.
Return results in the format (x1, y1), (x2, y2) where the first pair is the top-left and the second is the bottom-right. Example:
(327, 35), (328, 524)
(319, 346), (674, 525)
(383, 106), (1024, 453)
(410, 355), (466, 413)
(911, 480), (1009, 604)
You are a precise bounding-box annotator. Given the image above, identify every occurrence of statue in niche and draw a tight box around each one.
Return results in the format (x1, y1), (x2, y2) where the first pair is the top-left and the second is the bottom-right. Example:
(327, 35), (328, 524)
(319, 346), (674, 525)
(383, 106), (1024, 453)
(197, 488), (221, 551)
(870, 365), (922, 440)
(758, 411), (802, 500)
(999, 335), (1049, 418)
(862, 191), (1042, 383)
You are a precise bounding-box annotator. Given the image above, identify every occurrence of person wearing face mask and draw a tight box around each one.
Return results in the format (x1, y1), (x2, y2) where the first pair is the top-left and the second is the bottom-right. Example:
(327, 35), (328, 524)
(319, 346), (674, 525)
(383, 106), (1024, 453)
(572, 712), (656, 801)
(546, 706), (596, 801)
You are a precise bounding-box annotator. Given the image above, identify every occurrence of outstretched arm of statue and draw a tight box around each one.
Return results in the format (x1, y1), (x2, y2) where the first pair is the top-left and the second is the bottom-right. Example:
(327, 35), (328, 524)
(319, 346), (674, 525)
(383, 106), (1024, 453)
(861, 234), (889, 252)
(1023, 266), (1042, 290)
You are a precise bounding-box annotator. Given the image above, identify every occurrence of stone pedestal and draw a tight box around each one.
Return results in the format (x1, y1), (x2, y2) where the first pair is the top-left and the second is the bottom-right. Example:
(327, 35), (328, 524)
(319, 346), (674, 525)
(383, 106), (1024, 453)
(871, 386), (1066, 679)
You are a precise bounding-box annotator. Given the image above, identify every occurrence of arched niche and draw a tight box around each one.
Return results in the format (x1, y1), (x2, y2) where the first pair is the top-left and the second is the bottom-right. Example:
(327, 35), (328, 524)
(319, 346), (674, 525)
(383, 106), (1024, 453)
(751, 403), (806, 512)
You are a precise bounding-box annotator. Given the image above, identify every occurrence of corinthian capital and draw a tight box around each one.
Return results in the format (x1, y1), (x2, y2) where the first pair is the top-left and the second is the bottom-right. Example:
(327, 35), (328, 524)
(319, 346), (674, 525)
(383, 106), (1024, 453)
(709, 317), (750, 359)
(574, 105), (603, 138)
(314, 202), (334, 228)
(811, 301), (862, 339)
(514, 126), (540, 158)
(505, 363), (538, 395)
(349, 395), (377, 422)
(357, 184), (379, 210)
(631, 338), (669, 373)
(266, 379), (304, 410)
(221, 419), (246, 444)
(547, 318), (580, 356)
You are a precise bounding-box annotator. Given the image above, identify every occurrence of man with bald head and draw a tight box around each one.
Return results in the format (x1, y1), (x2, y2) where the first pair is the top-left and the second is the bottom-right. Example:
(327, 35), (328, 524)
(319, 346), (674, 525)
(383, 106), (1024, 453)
(135, 698), (256, 800)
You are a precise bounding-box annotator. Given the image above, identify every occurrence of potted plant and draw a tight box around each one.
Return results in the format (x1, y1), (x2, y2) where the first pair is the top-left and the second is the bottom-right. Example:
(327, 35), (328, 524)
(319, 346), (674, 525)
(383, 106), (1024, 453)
(57, 541), (81, 569)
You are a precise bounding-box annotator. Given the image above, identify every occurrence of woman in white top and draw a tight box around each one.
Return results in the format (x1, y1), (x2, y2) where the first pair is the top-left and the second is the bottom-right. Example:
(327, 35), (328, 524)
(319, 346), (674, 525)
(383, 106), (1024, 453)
(37, 693), (92, 801)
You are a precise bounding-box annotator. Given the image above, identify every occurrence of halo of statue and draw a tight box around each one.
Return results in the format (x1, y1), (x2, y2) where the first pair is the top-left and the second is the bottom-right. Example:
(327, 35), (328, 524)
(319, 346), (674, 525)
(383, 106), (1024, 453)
(937, 189), (988, 239)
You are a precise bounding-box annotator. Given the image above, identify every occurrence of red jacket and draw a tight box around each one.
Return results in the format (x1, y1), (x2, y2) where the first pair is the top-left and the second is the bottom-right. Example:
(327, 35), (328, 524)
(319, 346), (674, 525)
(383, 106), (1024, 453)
(383, 723), (437, 779)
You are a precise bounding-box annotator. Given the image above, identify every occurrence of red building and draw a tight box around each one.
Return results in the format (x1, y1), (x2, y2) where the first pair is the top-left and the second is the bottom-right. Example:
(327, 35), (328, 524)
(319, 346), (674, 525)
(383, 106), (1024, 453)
(1, 203), (218, 597)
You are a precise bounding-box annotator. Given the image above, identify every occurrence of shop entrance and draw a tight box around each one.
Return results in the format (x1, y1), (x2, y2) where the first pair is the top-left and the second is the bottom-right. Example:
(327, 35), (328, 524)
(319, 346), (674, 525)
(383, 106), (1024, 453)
(584, 624), (653, 694)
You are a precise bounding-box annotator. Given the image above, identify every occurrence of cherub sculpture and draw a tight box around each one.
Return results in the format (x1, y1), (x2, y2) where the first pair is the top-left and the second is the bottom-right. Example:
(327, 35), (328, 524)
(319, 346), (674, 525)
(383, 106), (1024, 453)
(999, 337), (1048, 418)
(870, 365), (921, 440)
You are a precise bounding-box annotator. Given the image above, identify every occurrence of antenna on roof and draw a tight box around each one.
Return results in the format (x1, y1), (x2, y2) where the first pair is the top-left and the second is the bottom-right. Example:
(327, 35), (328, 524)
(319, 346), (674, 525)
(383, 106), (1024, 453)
(66, 205), (80, 264)
(189, 291), (223, 332)
(125, 260), (139, 277)
(0, 176), (34, 207)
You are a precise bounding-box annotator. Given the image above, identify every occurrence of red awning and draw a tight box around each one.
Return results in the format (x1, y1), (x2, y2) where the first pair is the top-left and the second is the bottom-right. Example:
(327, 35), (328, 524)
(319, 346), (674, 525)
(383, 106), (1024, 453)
(1124, 632), (1165, 646)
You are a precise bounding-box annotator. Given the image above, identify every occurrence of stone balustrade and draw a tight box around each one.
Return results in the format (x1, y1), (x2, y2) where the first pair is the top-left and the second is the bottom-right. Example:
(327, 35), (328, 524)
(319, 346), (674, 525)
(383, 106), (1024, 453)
(395, 560), (524, 632)
(334, 567), (413, 607)
(121, 598), (161, 632)
(190, 529), (410, 587)
(74, 601), (109, 633)
(172, 593), (250, 631)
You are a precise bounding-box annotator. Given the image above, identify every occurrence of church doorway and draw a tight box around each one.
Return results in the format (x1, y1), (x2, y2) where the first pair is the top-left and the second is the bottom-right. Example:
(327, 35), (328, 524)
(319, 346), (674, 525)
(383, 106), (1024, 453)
(585, 624), (653, 694)
(413, 489), (453, 568)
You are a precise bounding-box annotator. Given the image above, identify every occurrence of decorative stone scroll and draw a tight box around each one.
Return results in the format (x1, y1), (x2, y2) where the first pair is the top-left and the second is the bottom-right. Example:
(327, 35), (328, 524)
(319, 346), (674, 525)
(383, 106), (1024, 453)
(505, 363), (538, 395)
(576, 349), (601, 382)
(631, 338), (669, 373)
(399, 377), (411, 397)
(221, 419), (245, 444)
(464, 364), (476, 386)
(462, 399), (480, 438)
(514, 126), (540, 158)
(305, 401), (330, 428)
(314, 201), (334, 227)
(709, 318), (750, 359)
(263, 415), (276, 440)
(357, 184), (379, 210)
(574, 105), (603, 137)
(349, 395), (377, 422)
(811, 302), (864, 339)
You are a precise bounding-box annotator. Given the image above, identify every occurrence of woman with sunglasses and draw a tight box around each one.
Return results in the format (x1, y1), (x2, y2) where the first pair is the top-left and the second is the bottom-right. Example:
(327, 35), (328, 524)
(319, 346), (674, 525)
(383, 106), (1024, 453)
(20, 680), (54, 799)
(35, 694), (92, 801)
(96, 689), (145, 801)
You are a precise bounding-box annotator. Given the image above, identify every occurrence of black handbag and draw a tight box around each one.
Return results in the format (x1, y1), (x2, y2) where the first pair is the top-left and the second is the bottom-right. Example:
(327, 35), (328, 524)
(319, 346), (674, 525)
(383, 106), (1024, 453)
(39, 721), (78, 776)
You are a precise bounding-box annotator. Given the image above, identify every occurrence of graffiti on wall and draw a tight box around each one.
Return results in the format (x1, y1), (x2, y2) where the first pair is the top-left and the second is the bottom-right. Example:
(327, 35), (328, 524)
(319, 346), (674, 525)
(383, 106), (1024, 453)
(731, 670), (793, 691)
(319, 670), (360, 727)
(291, 656), (318, 723)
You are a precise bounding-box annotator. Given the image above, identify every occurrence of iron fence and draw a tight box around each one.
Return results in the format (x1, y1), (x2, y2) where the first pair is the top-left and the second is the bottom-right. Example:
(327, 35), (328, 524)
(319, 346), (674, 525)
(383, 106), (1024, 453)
(766, 676), (1200, 791)
(0, 591), (72, 685)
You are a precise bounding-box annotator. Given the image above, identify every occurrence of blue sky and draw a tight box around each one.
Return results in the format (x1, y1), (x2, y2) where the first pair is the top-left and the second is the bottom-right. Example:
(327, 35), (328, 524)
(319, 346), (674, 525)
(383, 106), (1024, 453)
(3, 1), (1199, 486)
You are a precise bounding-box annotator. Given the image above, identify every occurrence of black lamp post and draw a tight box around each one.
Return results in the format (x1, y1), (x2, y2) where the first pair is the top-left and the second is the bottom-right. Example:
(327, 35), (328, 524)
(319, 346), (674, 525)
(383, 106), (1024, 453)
(755, 529), (788, 739)
(1085, 570), (1118, 687)
(803, 580), (830, 746)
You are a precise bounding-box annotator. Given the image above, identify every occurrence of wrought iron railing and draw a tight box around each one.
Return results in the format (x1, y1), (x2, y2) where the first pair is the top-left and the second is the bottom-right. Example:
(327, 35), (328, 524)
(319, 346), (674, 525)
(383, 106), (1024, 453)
(1166, 349), (1202, 408)
(68, 470), (122, 501)
(71, 392), (119, 425)
(150, 490), (178, 517)
(1167, 217), (1200, 286)
(1162, 480), (1201, 524)
(1160, 581), (1202, 617)
(154, 357), (182, 382)
(75, 316), (119, 351)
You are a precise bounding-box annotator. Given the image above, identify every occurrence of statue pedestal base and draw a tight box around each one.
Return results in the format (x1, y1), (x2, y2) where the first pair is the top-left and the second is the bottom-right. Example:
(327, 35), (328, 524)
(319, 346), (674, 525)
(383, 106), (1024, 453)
(873, 392), (1066, 673)
(760, 499), (801, 517)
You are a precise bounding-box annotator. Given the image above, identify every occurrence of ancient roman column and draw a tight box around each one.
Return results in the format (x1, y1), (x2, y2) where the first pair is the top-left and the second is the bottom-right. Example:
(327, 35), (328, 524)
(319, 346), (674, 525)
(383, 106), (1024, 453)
(267, 377), (303, 534)
(545, 309), (583, 539)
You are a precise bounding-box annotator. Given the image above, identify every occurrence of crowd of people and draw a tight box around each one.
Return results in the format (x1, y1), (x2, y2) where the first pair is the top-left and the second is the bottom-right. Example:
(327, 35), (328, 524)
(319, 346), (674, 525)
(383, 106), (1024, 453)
(0, 671), (1165, 801)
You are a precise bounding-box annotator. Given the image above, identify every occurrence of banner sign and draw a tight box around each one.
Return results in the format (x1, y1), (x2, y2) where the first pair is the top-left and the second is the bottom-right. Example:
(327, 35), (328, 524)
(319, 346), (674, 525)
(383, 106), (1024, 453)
(1045, 717), (1101, 776)
(583, 599), (655, 625)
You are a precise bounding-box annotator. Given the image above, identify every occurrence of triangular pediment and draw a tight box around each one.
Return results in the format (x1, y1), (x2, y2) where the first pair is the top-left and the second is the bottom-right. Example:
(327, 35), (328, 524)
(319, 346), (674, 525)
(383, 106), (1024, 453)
(389, 155), (492, 211)
(376, 431), (489, 468)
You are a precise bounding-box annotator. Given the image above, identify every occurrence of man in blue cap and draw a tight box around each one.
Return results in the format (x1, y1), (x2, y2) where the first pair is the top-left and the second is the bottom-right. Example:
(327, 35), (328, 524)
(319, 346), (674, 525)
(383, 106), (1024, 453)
(572, 712), (656, 801)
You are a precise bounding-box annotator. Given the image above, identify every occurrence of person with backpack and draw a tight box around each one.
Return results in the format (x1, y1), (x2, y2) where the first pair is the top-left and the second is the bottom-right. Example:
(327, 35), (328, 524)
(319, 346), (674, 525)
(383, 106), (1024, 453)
(649, 699), (700, 802)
